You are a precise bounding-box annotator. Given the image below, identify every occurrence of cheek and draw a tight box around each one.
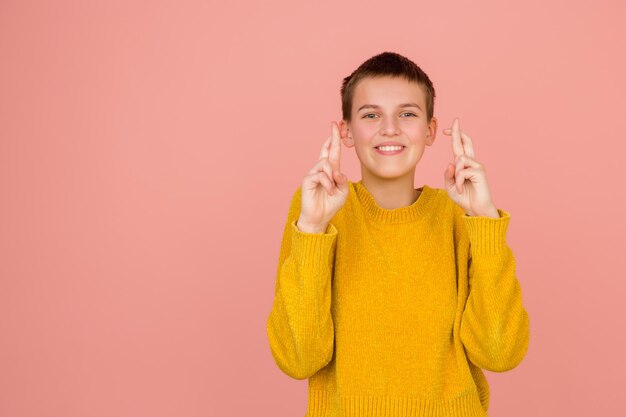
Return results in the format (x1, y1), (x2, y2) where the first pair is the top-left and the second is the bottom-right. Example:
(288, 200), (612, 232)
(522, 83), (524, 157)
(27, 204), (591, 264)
(407, 124), (429, 142)
(352, 123), (378, 140)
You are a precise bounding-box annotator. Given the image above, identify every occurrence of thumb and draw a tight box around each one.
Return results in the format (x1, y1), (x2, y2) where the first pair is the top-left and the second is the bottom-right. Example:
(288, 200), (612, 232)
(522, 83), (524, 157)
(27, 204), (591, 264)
(334, 170), (349, 190)
(443, 163), (455, 188)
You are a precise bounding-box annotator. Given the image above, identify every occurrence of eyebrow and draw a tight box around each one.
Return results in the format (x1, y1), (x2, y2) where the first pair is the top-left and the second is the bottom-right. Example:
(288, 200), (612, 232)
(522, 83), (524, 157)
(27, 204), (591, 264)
(357, 102), (423, 112)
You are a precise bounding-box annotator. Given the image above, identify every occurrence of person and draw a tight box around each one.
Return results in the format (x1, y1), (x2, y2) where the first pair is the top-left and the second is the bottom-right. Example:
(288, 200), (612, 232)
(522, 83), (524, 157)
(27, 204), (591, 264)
(266, 51), (530, 417)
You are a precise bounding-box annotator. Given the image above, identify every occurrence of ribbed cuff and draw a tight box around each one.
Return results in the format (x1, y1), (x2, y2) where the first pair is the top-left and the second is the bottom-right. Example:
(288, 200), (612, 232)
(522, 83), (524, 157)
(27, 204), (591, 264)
(462, 208), (511, 254)
(290, 220), (338, 269)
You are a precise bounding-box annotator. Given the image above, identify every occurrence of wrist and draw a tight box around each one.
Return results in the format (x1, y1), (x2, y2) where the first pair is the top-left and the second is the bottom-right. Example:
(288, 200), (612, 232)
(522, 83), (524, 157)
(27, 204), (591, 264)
(296, 219), (328, 234)
(468, 206), (499, 218)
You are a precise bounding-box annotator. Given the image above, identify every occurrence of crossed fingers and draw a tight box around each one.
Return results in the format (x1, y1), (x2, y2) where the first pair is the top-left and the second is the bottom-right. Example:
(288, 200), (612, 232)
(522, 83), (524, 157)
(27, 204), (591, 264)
(443, 118), (475, 159)
(318, 121), (342, 173)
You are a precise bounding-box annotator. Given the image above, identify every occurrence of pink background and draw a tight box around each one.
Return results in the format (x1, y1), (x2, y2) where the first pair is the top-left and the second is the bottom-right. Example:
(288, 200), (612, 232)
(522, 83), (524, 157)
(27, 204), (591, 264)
(1, 1), (625, 416)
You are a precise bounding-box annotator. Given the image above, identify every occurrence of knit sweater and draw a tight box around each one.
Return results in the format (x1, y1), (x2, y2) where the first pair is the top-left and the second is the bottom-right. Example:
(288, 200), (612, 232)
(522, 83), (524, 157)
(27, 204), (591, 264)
(267, 179), (530, 417)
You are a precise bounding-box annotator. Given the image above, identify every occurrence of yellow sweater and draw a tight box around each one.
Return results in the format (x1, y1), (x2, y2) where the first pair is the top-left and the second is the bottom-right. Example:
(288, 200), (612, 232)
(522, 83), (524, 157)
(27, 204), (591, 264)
(267, 180), (530, 417)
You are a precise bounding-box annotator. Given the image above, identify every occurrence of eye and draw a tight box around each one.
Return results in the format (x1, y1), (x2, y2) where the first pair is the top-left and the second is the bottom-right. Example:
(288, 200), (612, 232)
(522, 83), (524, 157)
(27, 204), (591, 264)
(362, 112), (416, 119)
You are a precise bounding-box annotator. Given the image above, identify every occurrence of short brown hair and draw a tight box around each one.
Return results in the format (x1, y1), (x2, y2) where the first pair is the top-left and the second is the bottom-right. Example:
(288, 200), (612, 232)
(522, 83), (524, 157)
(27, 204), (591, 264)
(340, 51), (436, 124)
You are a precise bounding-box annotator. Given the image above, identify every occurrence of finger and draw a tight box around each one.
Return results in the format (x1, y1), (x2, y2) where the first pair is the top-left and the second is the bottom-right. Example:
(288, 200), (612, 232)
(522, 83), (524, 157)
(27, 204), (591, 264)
(455, 155), (481, 192)
(328, 121), (341, 172)
(333, 169), (347, 187)
(456, 168), (465, 194)
(450, 118), (465, 157)
(443, 163), (456, 190)
(459, 131), (475, 158)
(454, 157), (465, 194)
(455, 153), (480, 170)
(315, 171), (336, 195)
(455, 157), (464, 193)
(444, 126), (475, 158)
(319, 136), (331, 160)
(308, 157), (336, 188)
(455, 167), (479, 194)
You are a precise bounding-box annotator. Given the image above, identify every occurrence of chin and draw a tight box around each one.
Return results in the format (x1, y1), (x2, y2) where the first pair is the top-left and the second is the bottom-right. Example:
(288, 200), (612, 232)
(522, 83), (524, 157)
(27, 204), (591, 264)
(370, 167), (416, 179)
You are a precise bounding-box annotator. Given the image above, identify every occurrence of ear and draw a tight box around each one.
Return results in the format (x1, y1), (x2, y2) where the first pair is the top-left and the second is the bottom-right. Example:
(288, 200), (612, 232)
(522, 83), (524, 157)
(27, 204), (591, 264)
(339, 120), (354, 148)
(426, 116), (437, 146)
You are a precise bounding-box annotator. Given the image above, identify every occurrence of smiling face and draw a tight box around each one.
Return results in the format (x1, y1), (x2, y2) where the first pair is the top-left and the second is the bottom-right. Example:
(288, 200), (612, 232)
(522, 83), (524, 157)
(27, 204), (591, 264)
(340, 75), (437, 182)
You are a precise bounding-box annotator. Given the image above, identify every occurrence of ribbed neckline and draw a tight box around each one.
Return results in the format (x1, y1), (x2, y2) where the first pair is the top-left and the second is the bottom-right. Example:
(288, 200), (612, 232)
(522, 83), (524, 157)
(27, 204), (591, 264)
(351, 180), (437, 224)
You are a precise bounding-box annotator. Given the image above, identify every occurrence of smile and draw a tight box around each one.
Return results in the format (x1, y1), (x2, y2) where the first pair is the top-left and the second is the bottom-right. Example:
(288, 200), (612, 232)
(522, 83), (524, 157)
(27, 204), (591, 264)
(374, 146), (406, 155)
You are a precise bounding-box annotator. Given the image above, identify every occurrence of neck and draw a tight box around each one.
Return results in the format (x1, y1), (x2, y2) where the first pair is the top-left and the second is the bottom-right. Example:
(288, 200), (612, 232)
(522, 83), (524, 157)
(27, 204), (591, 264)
(360, 172), (421, 210)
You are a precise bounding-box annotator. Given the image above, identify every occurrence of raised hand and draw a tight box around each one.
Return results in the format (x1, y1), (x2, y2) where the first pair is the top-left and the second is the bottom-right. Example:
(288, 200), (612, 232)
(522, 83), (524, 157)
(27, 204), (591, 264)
(442, 118), (499, 218)
(297, 121), (350, 233)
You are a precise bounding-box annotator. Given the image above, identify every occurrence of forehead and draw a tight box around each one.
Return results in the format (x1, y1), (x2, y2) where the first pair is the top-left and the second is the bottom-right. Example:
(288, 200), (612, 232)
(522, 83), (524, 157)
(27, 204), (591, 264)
(353, 76), (426, 109)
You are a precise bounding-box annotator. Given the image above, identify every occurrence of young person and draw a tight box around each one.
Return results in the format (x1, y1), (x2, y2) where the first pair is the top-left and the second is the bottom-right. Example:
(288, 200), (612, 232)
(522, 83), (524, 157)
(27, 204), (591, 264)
(266, 51), (530, 417)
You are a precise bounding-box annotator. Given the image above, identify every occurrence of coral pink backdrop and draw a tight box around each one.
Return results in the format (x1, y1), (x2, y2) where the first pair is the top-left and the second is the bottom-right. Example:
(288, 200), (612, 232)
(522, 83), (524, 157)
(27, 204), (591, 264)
(1, 1), (624, 416)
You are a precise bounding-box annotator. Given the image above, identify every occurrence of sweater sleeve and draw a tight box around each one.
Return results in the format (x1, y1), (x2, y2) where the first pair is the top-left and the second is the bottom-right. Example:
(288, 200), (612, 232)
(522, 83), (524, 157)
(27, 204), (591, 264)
(459, 208), (530, 372)
(266, 187), (337, 380)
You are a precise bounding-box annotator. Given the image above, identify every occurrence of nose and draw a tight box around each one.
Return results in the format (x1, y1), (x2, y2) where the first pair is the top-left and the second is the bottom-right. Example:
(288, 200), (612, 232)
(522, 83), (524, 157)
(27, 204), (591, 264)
(379, 118), (400, 136)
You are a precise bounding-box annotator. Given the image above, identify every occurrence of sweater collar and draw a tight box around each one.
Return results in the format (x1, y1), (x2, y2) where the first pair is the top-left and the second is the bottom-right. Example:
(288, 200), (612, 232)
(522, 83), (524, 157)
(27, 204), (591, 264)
(351, 179), (436, 223)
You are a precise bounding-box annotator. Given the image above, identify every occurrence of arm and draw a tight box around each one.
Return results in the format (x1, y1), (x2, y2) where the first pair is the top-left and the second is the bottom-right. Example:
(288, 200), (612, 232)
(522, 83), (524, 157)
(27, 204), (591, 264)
(266, 187), (337, 380)
(459, 208), (531, 372)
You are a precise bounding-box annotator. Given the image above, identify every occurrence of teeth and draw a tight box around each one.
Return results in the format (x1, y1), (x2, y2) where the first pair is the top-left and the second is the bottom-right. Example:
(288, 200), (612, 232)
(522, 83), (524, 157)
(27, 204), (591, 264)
(378, 146), (403, 151)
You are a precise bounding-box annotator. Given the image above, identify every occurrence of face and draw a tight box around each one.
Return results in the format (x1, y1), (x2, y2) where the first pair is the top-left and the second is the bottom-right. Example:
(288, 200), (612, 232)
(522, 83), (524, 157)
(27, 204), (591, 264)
(340, 76), (437, 181)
